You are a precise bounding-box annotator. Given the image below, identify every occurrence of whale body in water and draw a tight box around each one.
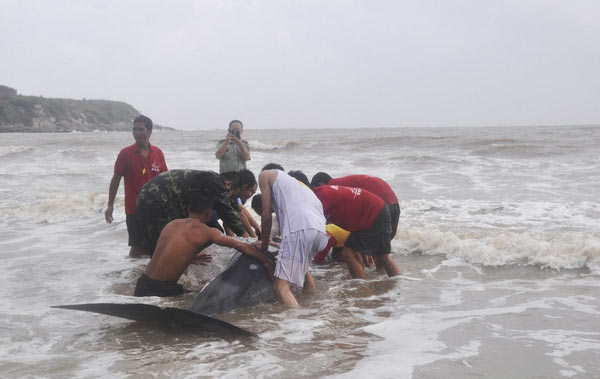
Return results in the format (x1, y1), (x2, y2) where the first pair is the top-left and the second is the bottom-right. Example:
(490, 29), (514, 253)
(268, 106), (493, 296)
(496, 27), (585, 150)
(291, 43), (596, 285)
(189, 246), (278, 315)
(51, 246), (277, 337)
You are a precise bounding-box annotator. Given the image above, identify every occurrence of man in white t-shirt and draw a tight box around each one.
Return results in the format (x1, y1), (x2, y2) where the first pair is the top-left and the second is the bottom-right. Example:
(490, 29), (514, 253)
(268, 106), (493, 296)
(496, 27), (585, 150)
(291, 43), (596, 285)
(255, 168), (328, 307)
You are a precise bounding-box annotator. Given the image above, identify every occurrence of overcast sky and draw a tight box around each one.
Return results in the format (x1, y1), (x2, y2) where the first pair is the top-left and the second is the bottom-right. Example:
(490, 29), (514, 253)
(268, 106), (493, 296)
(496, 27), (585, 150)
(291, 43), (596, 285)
(2, 0), (599, 130)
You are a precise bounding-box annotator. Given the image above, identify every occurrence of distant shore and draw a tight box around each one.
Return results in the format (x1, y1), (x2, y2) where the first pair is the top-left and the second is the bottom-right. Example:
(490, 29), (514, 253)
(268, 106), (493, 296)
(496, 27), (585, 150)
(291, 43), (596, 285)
(0, 85), (172, 133)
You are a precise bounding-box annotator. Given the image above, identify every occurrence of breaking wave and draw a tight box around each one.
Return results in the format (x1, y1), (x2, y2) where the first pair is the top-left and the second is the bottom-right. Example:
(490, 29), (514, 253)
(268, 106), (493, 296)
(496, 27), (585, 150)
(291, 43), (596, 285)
(0, 146), (34, 157)
(394, 226), (600, 273)
(249, 140), (299, 151)
(1, 191), (115, 224)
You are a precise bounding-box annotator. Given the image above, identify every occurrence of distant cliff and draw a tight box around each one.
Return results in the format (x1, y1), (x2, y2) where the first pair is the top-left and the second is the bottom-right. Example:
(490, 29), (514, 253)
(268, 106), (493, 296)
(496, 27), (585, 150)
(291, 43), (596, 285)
(0, 85), (172, 132)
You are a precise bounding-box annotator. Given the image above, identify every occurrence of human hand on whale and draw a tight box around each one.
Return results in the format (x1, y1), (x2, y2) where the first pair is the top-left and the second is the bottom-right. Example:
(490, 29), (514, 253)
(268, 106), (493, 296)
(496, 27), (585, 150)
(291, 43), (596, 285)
(252, 239), (280, 249)
(193, 252), (212, 266)
(251, 240), (276, 280)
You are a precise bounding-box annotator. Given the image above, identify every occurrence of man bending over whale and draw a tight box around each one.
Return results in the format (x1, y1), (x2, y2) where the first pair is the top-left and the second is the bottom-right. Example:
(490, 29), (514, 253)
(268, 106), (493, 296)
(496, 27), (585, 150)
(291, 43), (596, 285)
(134, 194), (274, 297)
(256, 169), (329, 307)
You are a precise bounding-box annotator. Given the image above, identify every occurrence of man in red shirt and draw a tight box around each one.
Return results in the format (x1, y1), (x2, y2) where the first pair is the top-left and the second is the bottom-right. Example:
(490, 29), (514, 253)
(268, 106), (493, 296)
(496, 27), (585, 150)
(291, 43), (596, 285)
(313, 184), (401, 279)
(311, 173), (401, 238)
(105, 115), (168, 257)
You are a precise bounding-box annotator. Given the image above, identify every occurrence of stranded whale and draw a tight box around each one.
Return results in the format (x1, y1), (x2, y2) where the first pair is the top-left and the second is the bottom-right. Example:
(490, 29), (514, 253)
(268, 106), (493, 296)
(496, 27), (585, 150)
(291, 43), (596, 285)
(51, 246), (277, 337)
(50, 303), (257, 337)
(189, 245), (278, 315)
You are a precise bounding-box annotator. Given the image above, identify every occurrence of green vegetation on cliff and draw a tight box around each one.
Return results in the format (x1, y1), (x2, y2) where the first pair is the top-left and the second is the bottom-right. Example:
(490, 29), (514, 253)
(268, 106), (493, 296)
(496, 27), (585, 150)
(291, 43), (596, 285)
(0, 85), (171, 132)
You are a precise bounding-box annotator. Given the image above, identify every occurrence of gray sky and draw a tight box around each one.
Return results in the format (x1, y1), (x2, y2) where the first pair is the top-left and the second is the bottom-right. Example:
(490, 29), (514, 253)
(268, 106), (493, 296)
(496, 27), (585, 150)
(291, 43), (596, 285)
(2, 0), (599, 130)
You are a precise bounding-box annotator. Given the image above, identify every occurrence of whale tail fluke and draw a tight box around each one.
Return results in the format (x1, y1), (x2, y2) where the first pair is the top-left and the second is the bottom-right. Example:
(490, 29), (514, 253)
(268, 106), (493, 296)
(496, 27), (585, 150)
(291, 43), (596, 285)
(51, 303), (257, 337)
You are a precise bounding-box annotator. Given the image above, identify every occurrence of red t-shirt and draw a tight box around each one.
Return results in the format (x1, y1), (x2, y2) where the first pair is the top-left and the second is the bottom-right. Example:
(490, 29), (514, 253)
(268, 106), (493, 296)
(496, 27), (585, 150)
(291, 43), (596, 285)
(114, 143), (168, 214)
(329, 175), (398, 205)
(313, 185), (384, 232)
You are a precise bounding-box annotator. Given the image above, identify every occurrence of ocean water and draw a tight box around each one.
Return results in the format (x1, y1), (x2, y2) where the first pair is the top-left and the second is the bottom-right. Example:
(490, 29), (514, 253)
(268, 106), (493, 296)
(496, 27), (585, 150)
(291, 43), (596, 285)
(0, 125), (599, 378)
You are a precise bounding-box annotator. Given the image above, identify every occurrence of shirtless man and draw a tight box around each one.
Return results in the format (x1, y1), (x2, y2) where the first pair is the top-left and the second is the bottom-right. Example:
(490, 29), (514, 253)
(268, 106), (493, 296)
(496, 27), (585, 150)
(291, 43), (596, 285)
(134, 194), (274, 297)
(257, 169), (329, 307)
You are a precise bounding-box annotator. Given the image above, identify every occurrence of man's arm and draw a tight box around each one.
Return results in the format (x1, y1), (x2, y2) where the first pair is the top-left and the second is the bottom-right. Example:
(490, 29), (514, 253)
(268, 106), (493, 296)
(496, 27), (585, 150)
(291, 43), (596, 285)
(241, 204), (260, 231)
(235, 139), (250, 161)
(211, 230), (274, 279)
(239, 209), (257, 238)
(215, 136), (231, 159)
(259, 172), (274, 252)
(159, 149), (168, 172)
(105, 173), (122, 223)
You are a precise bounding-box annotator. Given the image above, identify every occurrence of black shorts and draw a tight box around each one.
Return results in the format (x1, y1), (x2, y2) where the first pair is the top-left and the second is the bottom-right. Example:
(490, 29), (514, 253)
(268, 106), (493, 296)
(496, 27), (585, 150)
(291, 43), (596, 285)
(133, 273), (185, 297)
(331, 246), (344, 261)
(389, 203), (401, 239)
(344, 204), (392, 256)
(125, 214), (143, 247)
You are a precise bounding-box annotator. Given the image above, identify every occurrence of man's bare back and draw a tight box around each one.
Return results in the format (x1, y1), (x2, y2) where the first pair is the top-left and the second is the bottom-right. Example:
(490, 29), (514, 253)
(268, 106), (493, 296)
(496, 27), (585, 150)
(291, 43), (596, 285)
(144, 218), (216, 282)
(134, 195), (274, 297)
(144, 216), (274, 283)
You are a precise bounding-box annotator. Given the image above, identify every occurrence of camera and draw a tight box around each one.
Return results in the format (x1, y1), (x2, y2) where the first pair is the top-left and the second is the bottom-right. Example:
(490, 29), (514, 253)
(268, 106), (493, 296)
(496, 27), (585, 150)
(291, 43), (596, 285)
(229, 129), (241, 139)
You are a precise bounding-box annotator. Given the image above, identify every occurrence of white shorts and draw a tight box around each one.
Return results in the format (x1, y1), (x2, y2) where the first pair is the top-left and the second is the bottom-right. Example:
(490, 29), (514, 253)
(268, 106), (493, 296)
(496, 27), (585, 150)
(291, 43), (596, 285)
(275, 229), (329, 288)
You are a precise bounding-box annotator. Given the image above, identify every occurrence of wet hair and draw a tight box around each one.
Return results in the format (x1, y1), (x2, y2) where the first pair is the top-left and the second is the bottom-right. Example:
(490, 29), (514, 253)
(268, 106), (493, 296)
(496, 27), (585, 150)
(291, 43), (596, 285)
(288, 170), (310, 187)
(262, 163), (284, 171)
(251, 193), (262, 213)
(229, 120), (243, 129)
(310, 172), (332, 188)
(219, 171), (240, 190)
(188, 194), (214, 214)
(133, 115), (153, 132)
(238, 169), (257, 189)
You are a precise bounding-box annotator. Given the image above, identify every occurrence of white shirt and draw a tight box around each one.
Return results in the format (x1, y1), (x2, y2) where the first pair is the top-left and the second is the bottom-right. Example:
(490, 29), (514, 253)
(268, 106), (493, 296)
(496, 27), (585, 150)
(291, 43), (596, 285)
(271, 171), (326, 236)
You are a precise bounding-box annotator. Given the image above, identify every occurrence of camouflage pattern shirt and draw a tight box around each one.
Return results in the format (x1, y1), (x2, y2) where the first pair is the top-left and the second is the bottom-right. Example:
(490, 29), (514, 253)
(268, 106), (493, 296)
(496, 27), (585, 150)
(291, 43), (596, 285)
(139, 169), (245, 235)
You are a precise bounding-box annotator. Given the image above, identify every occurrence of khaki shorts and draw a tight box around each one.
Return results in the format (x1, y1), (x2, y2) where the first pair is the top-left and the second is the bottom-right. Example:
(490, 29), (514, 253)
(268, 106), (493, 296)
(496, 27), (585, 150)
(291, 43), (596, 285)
(275, 229), (329, 288)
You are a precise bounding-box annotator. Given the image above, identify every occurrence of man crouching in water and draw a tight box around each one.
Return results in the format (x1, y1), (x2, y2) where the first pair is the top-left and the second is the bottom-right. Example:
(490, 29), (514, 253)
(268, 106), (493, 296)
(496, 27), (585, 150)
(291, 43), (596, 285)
(134, 194), (274, 297)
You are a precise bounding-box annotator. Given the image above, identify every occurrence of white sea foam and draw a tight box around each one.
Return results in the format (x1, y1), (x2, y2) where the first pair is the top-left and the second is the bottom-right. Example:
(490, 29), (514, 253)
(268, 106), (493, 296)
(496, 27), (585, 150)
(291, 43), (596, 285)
(0, 190), (114, 224)
(0, 145), (33, 157)
(72, 352), (129, 379)
(394, 226), (600, 272)
(401, 198), (600, 232)
(249, 139), (298, 151)
(344, 299), (555, 379)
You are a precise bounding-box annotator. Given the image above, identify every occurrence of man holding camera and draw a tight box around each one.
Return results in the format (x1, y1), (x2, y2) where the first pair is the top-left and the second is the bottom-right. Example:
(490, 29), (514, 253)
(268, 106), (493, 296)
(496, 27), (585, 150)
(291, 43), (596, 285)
(215, 120), (250, 173)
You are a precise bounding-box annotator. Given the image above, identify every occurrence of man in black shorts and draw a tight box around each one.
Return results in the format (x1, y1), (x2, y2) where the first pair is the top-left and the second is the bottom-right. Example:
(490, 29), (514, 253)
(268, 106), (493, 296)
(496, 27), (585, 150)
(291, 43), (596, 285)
(313, 184), (401, 279)
(311, 172), (401, 239)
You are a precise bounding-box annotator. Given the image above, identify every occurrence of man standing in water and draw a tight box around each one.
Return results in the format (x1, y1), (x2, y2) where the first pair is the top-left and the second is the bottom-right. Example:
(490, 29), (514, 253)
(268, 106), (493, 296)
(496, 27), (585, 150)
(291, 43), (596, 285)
(105, 115), (167, 258)
(134, 194), (274, 297)
(256, 169), (329, 307)
(215, 120), (250, 173)
(313, 184), (401, 279)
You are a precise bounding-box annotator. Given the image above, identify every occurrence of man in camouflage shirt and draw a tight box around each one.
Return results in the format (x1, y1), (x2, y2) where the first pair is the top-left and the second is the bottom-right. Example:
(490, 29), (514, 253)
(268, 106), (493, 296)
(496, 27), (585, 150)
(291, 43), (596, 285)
(137, 170), (246, 255)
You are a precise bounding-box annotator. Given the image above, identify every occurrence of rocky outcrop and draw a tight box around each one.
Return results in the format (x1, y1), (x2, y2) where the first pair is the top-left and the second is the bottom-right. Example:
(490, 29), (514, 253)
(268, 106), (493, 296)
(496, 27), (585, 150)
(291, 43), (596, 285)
(0, 85), (172, 132)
